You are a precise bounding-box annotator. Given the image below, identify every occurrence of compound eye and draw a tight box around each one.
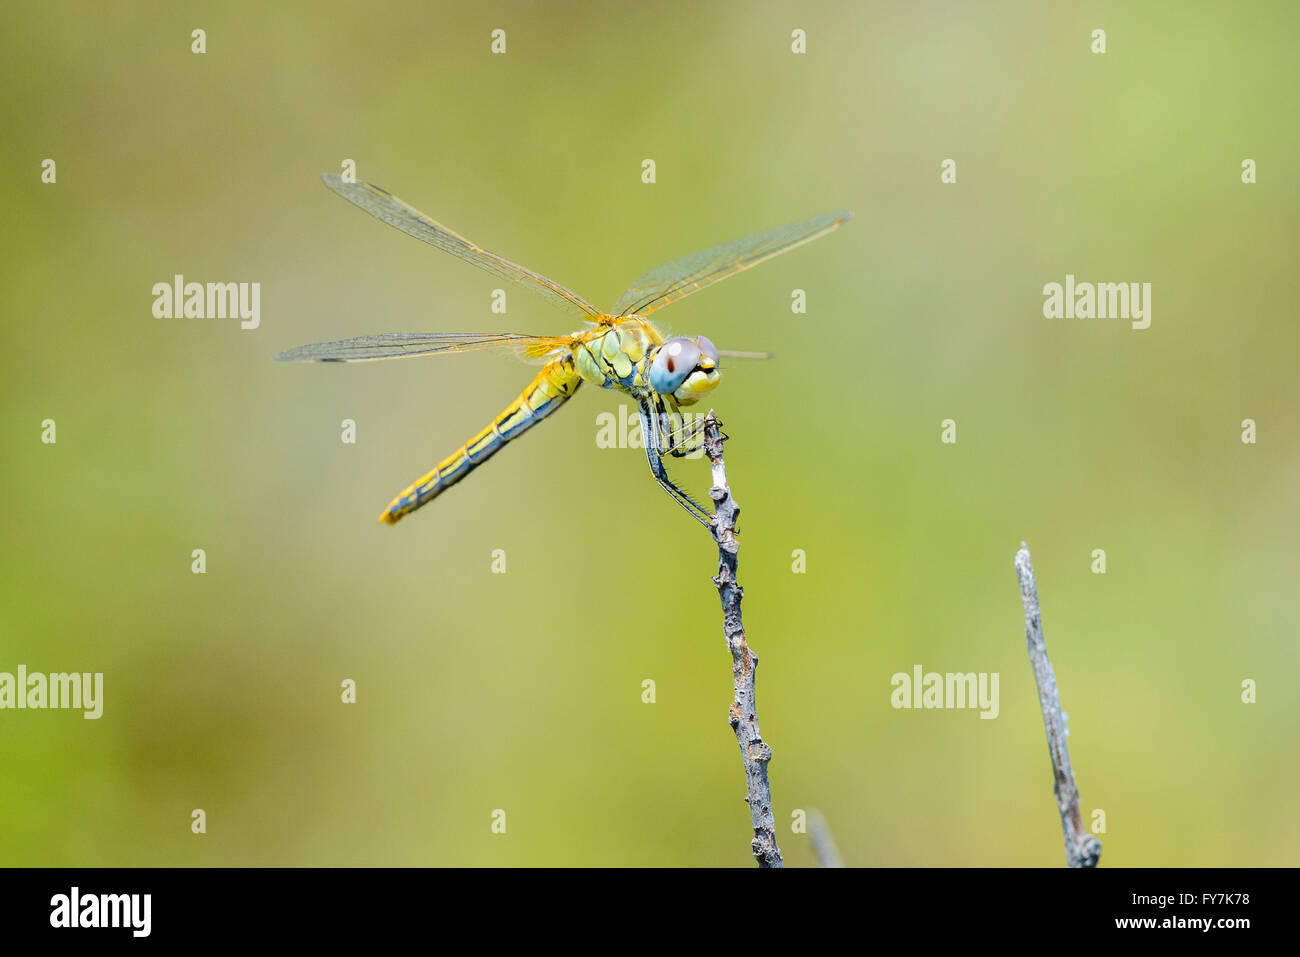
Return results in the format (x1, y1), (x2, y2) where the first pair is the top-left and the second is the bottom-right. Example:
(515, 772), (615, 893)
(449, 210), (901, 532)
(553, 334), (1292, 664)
(696, 335), (718, 365)
(664, 337), (700, 374)
(650, 337), (700, 394)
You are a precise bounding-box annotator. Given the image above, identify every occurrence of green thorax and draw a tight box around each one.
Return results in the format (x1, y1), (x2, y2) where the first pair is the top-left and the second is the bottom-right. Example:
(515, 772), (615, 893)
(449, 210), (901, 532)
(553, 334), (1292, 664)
(571, 316), (665, 399)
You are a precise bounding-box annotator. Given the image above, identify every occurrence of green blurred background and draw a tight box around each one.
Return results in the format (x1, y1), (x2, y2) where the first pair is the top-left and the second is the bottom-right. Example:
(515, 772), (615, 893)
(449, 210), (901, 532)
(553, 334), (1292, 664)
(2, 1), (1296, 866)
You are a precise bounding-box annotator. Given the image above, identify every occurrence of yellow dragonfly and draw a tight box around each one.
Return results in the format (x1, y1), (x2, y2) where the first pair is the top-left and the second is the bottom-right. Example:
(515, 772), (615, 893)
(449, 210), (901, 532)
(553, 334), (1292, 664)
(276, 174), (850, 526)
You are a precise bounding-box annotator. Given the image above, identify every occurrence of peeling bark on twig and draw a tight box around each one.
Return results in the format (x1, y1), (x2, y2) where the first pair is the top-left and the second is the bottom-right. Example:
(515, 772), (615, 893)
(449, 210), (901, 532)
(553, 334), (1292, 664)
(703, 411), (782, 868)
(1014, 543), (1102, 868)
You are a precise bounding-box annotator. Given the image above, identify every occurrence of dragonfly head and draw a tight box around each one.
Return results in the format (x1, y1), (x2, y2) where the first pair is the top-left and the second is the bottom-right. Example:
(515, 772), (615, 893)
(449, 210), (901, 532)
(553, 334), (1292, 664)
(649, 336), (720, 405)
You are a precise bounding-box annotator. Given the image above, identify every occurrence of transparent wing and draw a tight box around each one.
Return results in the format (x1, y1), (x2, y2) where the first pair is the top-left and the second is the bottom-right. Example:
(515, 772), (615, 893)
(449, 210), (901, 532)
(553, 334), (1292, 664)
(611, 210), (851, 319)
(322, 174), (601, 320)
(273, 332), (572, 363)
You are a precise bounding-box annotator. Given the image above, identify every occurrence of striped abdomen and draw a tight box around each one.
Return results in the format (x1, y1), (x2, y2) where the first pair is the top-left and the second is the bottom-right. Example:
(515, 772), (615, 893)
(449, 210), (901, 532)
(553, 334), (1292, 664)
(378, 356), (582, 524)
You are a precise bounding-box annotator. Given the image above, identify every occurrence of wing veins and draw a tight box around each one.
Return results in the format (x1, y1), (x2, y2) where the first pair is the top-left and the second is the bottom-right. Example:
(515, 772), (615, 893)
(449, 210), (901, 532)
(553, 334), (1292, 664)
(613, 210), (851, 318)
(322, 174), (601, 319)
(273, 332), (571, 363)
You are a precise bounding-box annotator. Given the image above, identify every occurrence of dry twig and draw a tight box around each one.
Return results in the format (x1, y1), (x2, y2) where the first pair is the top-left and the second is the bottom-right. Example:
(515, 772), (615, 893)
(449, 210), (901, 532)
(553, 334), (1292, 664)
(1014, 543), (1102, 868)
(703, 411), (781, 868)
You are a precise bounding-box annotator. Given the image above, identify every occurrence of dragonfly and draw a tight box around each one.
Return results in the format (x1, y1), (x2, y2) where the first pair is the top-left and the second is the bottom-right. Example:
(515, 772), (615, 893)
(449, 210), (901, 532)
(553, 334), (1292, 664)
(276, 173), (850, 526)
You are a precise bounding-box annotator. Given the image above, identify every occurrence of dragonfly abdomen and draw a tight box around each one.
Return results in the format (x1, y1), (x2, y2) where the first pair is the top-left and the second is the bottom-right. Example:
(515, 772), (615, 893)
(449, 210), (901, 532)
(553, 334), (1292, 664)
(378, 357), (582, 524)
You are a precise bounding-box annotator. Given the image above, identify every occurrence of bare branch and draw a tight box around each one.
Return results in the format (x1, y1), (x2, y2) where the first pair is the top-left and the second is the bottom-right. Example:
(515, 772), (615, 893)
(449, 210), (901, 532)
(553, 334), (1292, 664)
(1014, 543), (1102, 868)
(808, 809), (844, 868)
(703, 411), (782, 868)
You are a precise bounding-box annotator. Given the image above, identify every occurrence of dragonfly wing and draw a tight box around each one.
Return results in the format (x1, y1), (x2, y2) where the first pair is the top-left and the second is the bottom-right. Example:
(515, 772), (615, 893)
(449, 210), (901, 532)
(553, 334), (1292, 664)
(273, 332), (572, 363)
(322, 174), (602, 320)
(611, 210), (851, 319)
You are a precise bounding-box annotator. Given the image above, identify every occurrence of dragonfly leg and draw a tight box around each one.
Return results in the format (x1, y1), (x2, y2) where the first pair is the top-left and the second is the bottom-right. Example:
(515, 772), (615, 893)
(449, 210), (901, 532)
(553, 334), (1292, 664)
(657, 413), (710, 459)
(639, 405), (713, 525)
(648, 456), (714, 525)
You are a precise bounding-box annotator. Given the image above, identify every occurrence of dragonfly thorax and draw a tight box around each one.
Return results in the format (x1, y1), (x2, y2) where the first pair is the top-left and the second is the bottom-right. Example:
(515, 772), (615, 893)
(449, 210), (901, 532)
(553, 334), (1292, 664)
(571, 317), (720, 405)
